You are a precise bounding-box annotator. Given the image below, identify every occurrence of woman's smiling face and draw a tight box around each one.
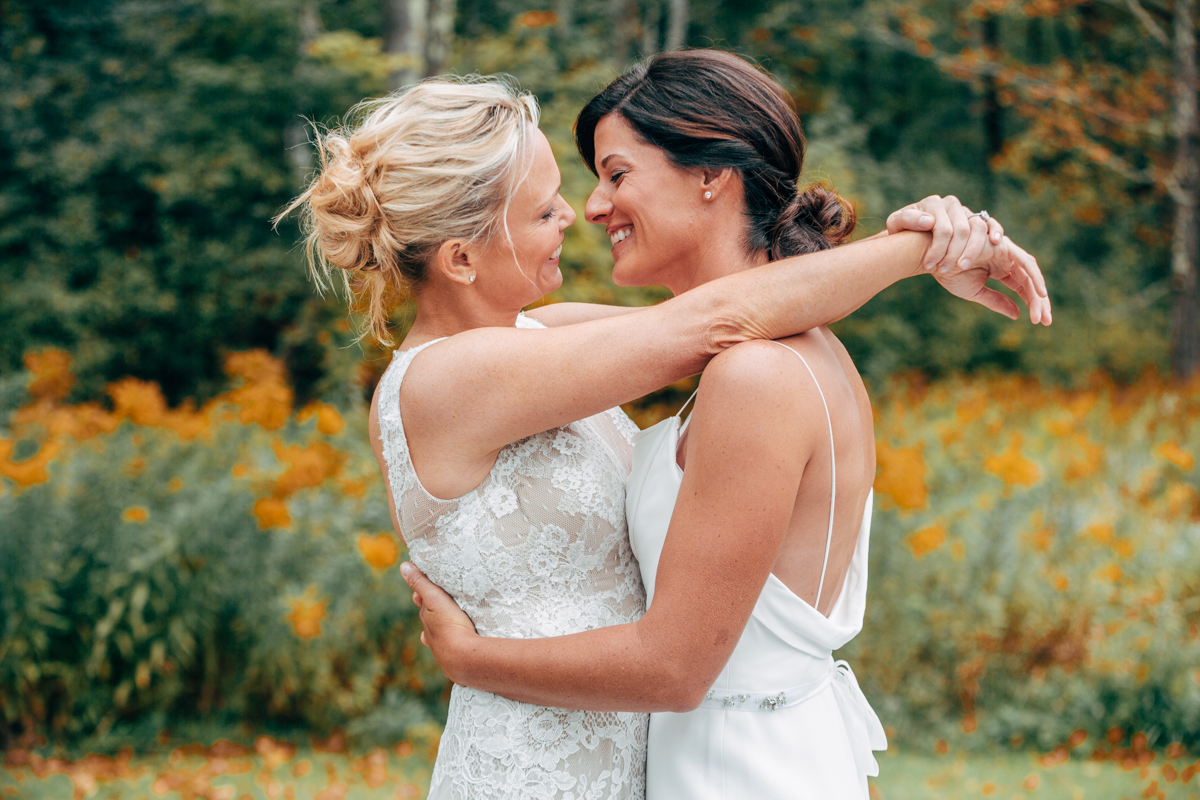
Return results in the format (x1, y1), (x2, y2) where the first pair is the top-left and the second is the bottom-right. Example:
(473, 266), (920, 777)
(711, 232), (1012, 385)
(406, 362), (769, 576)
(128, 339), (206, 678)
(476, 125), (575, 306)
(585, 114), (709, 292)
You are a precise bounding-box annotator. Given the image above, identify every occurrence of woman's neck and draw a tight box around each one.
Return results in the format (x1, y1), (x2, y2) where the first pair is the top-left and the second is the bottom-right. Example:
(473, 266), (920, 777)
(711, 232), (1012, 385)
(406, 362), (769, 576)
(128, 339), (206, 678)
(402, 283), (523, 349)
(666, 238), (770, 296)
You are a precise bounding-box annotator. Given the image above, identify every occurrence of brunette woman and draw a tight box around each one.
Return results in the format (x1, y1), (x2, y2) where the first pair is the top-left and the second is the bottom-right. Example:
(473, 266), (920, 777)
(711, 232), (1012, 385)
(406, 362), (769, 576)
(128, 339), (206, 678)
(400, 54), (1049, 799)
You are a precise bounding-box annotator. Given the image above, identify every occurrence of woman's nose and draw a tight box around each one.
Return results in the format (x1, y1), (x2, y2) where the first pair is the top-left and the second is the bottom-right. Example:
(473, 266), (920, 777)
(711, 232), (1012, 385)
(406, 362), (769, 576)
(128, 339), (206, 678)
(585, 183), (612, 225)
(559, 195), (577, 229)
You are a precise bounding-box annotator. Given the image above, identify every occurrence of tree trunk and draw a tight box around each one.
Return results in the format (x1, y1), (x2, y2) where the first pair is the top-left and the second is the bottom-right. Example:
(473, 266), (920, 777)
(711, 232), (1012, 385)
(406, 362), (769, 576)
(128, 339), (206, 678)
(665, 0), (688, 50)
(641, 0), (661, 56)
(555, 0), (572, 48)
(285, 0), (322, 185)
(981, 14), (1003, 197)
(609, 0), (632, 65)
(1172, 0), (1200, 381)
(385, 0), (428, 91)
(424, 0), (456, 77)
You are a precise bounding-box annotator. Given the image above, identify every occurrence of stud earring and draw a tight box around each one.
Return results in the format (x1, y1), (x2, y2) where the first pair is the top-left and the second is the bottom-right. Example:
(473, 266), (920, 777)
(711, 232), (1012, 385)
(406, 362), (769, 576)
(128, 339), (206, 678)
(704, 191), (712, 200)
(469, 274), (476, 283)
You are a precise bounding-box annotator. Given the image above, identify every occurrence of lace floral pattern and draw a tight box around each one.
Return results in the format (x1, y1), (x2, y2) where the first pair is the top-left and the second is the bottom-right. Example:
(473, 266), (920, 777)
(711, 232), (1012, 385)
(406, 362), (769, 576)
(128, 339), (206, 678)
(376, 314), (648, 800)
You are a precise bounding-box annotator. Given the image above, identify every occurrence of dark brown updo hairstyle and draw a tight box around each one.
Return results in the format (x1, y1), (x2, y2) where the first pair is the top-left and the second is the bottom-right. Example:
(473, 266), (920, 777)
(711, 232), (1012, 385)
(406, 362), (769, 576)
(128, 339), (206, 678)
(575, 49), (856, 260)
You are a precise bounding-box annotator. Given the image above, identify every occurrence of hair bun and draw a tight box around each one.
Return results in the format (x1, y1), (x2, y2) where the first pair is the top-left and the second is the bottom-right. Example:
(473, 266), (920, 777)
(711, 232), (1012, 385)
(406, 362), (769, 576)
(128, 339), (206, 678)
(770, 182), (857, 259)
(306, 135), (399, 277)
(275, 76), (540, 346)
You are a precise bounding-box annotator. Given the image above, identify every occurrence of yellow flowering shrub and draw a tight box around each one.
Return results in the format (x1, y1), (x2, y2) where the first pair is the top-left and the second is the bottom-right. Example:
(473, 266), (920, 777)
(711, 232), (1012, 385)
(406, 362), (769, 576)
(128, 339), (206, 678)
(853, 371), (1200, 751)
(5, 350), (1200, 751)
(0, 350), (442, 743)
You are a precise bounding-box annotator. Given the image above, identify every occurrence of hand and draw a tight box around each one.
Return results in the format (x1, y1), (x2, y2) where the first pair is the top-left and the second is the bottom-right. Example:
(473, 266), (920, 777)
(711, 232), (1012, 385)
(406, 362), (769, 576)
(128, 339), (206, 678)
(934, 235), (1053, 325)
(400, 562), (478, 682)
(883, 195), (1005, 272)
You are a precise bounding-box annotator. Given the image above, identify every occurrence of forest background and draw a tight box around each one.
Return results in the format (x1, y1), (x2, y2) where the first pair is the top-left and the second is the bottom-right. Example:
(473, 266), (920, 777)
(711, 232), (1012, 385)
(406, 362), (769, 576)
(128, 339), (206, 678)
(2, 0), (1200, 797)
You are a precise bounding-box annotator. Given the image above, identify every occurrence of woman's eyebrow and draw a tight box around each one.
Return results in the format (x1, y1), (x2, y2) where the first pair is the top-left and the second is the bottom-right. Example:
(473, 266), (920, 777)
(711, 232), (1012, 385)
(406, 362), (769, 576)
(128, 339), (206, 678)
(599, 153), (629, 169)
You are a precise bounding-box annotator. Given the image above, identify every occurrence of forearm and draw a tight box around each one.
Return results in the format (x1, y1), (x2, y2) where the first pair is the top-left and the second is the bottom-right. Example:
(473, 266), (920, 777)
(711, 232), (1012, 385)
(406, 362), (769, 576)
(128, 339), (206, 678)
(688, 231), (929, 349)
(448, 621), (694, 713)
(524, 302), (642, 326)
(411, 232), (930, 454)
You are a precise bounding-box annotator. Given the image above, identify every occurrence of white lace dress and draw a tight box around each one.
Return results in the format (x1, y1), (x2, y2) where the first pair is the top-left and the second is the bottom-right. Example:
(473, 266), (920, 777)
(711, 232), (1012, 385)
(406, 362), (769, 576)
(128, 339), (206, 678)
(376, 313), (649, 800)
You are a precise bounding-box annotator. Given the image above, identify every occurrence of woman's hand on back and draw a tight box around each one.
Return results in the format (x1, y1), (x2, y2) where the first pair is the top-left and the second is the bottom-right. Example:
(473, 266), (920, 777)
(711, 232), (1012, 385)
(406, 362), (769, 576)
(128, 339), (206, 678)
(401, 562), (478, 683)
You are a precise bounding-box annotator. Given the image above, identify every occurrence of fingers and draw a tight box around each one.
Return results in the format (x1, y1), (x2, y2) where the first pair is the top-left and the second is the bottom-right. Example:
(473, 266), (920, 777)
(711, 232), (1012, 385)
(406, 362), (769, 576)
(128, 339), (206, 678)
(970, 286), (1021, 320)
(886, 205), (936, 235)
(989, 247), (1052, 326)
(1009, 238), (1050, 301)
(401, 561), (421, 587)
(986, 215), (1004, 245)
(995, 238), (1051, 324)
(956, 215), (991, 271)
(922, 196), (954, 271)
(934, 197), (972, 272)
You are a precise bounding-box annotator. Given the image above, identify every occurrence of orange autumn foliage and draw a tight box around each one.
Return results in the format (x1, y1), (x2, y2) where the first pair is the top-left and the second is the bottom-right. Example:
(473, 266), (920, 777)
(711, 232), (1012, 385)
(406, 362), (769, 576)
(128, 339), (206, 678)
(121, 506), (149, 523)
(906, 523), (947, 558)
(984, 434), (1042, 487)
(253, 498), (293, 530)
(287, 591), (328, 639)
(299, 402), (346, 436)
(272, 441), (345, 498)
(0, 438), (63, 486)
(874, 441), (928, 510)
(223, 350), (293, 431)
(357, 533), (400, 570)
(25, 348), (76, 402)
(1159, 441), (1194, 470)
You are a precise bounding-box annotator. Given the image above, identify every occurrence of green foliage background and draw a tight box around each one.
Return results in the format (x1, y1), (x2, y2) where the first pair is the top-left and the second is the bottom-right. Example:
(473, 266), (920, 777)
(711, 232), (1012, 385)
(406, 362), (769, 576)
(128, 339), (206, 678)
(0, 0), (1177, 404)
(1, 0), (1193, 763)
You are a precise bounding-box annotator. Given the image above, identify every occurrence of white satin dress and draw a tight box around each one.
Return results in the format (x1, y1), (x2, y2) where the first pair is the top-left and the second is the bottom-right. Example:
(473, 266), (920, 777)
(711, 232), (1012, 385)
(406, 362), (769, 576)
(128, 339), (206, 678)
(625, 341), (887, 800)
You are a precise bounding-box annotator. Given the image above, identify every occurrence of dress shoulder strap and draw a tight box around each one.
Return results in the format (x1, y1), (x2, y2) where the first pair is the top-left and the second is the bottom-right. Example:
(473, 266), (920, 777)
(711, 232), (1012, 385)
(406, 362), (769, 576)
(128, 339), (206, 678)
(768, 340), (837, 611)
(675, 387), (700, 432)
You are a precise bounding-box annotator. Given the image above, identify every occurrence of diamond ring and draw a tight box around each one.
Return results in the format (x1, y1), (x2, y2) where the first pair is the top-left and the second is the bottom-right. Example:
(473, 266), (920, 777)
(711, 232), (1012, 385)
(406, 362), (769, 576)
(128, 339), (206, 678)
(968, 210), (991, 221)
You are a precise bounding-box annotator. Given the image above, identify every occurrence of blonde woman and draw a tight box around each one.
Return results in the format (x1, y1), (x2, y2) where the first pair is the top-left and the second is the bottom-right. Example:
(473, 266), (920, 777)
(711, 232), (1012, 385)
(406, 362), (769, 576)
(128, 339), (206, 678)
(280, 75), (1048, 800)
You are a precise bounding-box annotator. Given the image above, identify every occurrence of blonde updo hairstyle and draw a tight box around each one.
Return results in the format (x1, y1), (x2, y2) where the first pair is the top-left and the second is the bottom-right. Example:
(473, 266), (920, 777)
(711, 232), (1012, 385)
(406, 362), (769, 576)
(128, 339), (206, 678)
(278, 76), (541, 345)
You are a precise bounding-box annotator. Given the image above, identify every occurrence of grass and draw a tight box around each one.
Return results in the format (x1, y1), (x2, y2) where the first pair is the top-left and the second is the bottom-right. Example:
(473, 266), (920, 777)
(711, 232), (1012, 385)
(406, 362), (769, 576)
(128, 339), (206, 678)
(3, 731), (1197, 800)
(872, 747), (1200, 800)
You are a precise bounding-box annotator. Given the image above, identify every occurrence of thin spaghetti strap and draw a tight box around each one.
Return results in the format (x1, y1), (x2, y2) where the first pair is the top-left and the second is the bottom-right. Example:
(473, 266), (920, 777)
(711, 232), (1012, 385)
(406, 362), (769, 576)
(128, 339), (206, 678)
(675, 388), (700, 432)
(767, 340), (837, 611)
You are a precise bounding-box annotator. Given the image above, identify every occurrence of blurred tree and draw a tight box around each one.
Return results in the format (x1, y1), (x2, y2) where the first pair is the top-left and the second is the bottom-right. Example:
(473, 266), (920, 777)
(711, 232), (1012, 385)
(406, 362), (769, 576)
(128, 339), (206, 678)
(385, 0), (427, 87)
(0, 0), (389, 404)
(862, 0), (1191, 378)
(0, 0), (1186, 404)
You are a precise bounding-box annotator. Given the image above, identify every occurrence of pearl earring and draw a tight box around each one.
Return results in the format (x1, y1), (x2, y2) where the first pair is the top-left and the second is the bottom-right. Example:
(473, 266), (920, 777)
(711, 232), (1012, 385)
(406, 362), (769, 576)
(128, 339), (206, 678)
(469, 274), (475, 283)
(704, 191), (712, 200)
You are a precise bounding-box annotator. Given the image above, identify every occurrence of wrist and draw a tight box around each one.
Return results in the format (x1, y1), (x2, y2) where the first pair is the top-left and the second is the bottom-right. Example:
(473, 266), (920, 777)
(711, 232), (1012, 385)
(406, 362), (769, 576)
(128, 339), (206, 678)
(441, 630), (478, 686)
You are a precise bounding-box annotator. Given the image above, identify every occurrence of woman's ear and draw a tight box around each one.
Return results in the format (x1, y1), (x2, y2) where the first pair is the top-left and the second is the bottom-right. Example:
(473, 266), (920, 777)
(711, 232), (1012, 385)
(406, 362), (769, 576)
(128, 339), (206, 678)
(432, 239), (477, 286)
(699, 167), (738, 202)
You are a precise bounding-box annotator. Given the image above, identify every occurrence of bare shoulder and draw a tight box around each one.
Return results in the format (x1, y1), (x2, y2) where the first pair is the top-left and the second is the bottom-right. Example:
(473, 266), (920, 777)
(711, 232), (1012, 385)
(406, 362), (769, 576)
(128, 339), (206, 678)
(696, 338), (824, 423)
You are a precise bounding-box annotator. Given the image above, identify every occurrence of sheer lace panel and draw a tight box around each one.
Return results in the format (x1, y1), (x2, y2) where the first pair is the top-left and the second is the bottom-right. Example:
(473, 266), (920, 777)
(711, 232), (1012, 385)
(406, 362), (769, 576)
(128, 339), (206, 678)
(377, 312), (648, 800)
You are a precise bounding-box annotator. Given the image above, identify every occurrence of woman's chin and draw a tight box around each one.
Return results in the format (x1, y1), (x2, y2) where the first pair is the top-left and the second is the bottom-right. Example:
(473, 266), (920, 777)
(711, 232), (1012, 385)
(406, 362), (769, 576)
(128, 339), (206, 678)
(538, 265), (563, 294)
(611, 260), (649, 288)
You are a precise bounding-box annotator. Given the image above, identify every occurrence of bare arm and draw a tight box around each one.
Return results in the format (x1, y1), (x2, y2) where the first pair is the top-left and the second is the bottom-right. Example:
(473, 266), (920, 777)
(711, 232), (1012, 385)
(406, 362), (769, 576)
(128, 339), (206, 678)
(404, 343), (831, 712)
(523, 302), (642, 327)
(404, 231), (1048, 497)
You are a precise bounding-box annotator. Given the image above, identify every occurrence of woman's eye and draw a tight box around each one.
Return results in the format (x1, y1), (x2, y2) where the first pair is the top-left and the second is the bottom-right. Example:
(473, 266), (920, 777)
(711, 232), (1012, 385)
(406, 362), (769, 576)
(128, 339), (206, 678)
(542, 205), (556, 220)
(610, 170), (626, 183)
